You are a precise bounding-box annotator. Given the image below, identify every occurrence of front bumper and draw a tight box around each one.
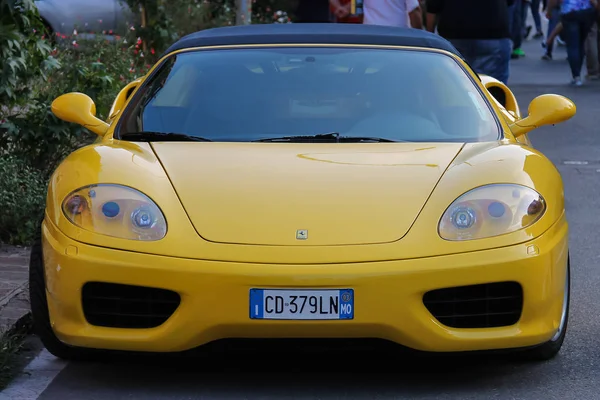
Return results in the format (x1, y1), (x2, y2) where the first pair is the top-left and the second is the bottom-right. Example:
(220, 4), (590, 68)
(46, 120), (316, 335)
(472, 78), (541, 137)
(41, 216), (569, 354)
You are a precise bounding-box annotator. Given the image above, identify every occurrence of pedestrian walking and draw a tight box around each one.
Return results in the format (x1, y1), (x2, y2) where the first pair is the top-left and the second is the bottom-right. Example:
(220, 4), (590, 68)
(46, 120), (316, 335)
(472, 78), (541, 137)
(331, 0), (364, 23)
(425, 0), (514, 84)
(295, 0), (350, 22)
(509, 0), (526, 58)
(584, 2), (600, 78)
(541, 0), (563, 59)
(547, 0), (597, 85)
(508, 0), (542, 57)
(362, 0), (423, 28)
(542, 21), (564, 59)
(528, 0), (545, 38)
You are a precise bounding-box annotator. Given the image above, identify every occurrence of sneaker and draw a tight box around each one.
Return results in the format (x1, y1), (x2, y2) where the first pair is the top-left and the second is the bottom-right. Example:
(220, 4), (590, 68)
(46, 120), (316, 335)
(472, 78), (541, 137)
(512, 48), (525, 57)
(542, 53), (552, 60)
(533, 31), (544, 39)
(570, 77), (583, 86)
(557, 37), (566, 46)
(524, 26), (533, 39)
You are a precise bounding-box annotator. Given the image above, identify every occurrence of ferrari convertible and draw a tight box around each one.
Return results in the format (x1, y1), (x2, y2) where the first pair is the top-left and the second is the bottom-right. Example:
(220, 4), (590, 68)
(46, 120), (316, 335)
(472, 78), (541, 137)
(30, 23), (576, 362)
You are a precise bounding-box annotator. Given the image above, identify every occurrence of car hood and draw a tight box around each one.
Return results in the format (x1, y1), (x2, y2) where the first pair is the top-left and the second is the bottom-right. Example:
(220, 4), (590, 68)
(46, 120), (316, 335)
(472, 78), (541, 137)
(151, 142), (464, 246)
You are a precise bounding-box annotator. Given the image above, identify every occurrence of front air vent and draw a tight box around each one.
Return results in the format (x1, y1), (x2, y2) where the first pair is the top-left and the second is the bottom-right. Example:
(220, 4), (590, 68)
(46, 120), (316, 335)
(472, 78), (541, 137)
(82, 282), (180, 329)
(423, 282), (523, 329)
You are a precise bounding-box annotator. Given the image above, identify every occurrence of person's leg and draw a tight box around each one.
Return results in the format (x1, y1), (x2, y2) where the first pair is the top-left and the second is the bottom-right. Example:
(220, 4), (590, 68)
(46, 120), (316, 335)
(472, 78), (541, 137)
(470, 39), (512, 84)
(562, 13), (584, 83)
(522, 0), (532, 39)
(531, 0), (543, 36)
(597, 14), (600, 66)
(585, 21), (599, 77)
(508, 3), (516, 33)
(512, 0), (525, 57)
(558, 7), (568, 45)
(543, 19), (562, 59)
(579, 9), (597, 78)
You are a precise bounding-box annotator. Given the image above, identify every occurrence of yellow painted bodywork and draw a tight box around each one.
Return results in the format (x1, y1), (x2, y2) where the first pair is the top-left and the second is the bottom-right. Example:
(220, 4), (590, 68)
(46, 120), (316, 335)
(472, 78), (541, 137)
(42, 43), (574, 353)
(51, 93), (109, 136)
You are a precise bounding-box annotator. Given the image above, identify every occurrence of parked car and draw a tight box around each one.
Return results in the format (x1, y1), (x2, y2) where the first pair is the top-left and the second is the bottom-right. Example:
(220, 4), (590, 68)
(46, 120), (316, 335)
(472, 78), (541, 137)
(35, 0), (133, 38)
(30, 23), (575, 362)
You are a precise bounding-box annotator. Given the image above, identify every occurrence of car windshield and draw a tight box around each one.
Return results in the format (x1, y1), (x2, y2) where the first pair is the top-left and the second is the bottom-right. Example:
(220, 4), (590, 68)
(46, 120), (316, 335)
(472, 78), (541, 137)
(117, 46), (501, 142)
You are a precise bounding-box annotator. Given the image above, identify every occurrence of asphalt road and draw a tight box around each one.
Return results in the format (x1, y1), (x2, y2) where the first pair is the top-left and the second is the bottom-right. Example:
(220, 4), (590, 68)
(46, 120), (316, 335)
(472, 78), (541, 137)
(6, 33), (600, 400)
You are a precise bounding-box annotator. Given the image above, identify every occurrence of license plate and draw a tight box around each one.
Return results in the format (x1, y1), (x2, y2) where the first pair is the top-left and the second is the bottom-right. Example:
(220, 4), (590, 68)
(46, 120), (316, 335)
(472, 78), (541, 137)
(249, 289), (354, 320)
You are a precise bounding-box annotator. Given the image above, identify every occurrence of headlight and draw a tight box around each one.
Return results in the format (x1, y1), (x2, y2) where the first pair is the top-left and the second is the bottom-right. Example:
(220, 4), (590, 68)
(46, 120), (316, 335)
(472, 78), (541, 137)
(439, 184), (546, 241)
(62, 184), (167, 241)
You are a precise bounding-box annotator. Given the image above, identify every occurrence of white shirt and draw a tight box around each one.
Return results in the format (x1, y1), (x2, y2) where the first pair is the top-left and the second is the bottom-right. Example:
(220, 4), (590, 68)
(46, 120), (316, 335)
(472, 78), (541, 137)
(362, 0), (421, 27)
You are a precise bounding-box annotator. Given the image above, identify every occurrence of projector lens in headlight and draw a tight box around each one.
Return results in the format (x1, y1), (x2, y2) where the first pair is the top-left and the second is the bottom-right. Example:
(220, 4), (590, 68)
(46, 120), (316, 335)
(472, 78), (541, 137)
(62, 184), (167, 241)
(439, 184), (546, 241)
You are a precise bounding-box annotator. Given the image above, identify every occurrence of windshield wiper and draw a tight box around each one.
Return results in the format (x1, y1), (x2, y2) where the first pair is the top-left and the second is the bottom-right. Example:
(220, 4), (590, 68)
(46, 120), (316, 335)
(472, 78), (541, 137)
(253, 132), (398, 143)
(119, 131), (212, 142)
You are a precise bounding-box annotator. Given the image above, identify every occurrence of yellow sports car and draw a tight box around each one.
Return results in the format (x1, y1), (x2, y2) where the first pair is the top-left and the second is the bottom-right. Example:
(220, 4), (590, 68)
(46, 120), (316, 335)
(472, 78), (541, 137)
(30, 23), (576, 361)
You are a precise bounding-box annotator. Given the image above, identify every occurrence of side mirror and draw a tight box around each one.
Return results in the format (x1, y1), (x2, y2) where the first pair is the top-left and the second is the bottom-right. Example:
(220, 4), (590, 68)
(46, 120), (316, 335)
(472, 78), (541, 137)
(509, 94), (576, 137)
(51, 93), (110, 136)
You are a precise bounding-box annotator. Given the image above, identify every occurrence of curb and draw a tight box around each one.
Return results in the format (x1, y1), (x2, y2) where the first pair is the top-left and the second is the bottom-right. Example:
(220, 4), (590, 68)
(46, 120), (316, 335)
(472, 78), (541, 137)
(0, 286), (32, 339)
(1, 311), (32, 339)
(0, 283), (27, 310)
(0, 246), (32, 339)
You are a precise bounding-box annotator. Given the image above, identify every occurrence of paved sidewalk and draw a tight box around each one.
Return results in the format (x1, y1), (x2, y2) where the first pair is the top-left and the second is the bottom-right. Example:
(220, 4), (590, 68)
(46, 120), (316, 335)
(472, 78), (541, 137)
(0, 246), (30, 336)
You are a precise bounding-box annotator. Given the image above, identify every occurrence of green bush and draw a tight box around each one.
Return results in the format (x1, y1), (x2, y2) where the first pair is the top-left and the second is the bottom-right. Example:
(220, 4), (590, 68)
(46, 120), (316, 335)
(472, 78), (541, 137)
(0, 32), (140, 244)
(0, 155), (47, 245)
(0, 0), (57, 112)
(2, 33), (152, 178)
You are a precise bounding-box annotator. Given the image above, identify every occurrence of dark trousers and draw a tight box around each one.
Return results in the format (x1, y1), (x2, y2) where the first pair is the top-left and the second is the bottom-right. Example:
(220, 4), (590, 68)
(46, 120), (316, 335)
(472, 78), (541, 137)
(508, 0), (526, 49)
(562, 8), (597, 78)
(530, 0), (542, 33)
(546, 6), (562, 55)
(449, 38), (512, 84)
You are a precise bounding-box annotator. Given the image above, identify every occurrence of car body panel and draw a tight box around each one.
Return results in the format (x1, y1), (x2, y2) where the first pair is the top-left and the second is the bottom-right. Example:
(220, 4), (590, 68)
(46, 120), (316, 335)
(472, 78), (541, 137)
(40, 39), (572, 354)
(44, 139), (564, 264)
(478, 74), (533, 147)
(151, 142), (464, 246)
(42, 210), (568, 353)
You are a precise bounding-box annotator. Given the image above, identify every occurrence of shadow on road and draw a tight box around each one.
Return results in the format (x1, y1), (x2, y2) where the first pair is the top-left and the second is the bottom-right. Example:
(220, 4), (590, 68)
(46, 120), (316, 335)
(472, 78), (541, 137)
(59, 339), (554, 394)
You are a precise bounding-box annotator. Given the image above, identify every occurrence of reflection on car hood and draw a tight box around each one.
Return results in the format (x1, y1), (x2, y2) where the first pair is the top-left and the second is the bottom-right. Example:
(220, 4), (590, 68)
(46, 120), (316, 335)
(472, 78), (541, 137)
(151, 142), (465, 246)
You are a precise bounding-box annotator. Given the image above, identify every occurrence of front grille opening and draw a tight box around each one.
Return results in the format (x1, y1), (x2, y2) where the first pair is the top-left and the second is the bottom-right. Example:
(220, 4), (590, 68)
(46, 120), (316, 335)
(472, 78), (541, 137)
(82, 282), (181, 329)
(423, 282), (523, 329)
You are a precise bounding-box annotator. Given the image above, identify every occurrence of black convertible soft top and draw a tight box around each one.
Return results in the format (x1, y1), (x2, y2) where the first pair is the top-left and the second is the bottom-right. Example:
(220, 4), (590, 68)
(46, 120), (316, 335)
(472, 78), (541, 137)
(162, 23), (464, 60)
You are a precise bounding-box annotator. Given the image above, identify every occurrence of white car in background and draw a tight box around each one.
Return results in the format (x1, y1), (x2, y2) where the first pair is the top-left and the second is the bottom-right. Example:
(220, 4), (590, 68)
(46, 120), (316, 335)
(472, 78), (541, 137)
(35, 0), (133, 38)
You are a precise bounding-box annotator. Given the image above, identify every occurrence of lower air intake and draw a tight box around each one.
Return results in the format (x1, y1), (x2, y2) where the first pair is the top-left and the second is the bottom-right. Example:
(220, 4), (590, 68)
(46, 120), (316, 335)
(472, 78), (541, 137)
(423, 282), (523, 329)
(82, 282), (180, 329)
